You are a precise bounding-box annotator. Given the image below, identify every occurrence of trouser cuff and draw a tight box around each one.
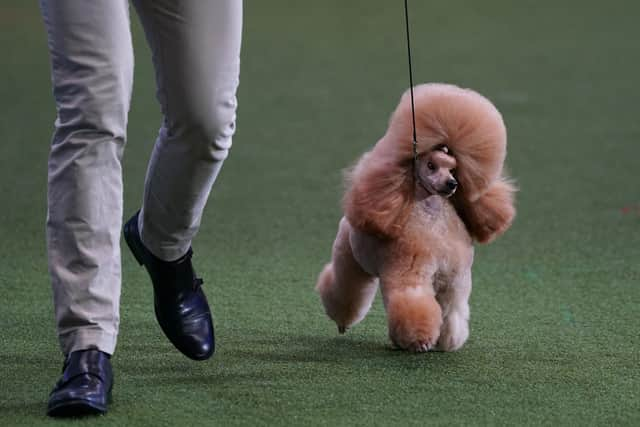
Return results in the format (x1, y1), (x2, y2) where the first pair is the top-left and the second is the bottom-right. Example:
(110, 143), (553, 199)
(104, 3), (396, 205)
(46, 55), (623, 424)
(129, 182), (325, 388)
(58, 327), (117, 357)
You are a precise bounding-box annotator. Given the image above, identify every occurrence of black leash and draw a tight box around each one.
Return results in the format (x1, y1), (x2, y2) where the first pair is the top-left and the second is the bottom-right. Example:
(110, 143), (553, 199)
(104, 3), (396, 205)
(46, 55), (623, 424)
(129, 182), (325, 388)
(403, 0), (419, 177)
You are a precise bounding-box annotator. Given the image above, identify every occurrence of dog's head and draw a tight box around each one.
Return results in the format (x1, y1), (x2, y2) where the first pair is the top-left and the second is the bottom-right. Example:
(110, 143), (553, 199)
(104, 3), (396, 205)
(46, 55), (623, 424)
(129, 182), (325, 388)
(386, 84), (508, 201)
(415, 146), (458, 198)
(344, 83), (516, 242)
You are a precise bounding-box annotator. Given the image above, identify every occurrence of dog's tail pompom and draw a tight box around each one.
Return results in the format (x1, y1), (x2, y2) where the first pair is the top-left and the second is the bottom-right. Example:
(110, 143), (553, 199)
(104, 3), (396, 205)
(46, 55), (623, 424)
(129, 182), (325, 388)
(454, 176), (516, 244)
(386, 83), (507, 201)
(342, 150), (413, 238)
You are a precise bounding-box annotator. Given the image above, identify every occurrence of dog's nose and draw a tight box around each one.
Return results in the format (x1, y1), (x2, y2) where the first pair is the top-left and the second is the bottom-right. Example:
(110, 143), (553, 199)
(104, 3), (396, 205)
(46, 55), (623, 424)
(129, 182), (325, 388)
(446, 178), (458, 190)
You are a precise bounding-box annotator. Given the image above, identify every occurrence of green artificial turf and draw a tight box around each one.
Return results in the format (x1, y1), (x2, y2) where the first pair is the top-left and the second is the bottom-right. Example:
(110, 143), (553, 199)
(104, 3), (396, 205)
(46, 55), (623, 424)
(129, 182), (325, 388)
(1, 0), (639, 425)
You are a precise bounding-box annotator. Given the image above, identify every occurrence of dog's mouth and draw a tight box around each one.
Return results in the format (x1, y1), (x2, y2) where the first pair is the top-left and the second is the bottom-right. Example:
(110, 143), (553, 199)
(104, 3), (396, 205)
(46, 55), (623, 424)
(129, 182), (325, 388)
(416, 179), (456, 198)
(438, 187), (456, 198)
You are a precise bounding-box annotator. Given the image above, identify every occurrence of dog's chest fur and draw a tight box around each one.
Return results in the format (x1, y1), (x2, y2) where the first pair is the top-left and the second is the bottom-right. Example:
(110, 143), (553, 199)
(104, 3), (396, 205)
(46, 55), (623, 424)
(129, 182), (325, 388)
(409, 196), (473, 279)
(349, 196), (472, 285)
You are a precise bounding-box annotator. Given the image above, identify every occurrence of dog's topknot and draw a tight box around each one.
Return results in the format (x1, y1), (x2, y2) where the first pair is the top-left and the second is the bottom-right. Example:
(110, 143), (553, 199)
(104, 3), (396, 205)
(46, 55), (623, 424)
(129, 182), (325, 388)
(384, 83), (507, 202)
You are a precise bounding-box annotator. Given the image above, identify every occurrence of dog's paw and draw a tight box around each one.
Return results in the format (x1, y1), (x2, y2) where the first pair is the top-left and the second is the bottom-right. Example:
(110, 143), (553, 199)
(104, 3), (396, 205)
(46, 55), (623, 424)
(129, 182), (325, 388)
(389, 323), (440, 353)
(391, 333), (439, 353)
(436, 313), (469, 351)
(408, 339), (435, 353)
(385, 288), (442, 353)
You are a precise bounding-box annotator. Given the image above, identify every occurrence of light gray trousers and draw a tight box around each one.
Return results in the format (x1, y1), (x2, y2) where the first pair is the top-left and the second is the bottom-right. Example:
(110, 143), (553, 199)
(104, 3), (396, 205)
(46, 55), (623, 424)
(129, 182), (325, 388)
(40, 0), (242, 356)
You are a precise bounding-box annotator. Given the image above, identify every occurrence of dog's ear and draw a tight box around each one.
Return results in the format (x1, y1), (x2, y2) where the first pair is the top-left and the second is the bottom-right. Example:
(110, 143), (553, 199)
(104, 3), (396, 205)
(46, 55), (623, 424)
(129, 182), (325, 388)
(454, 176), (516, 244)
(343, 150), (413, 239)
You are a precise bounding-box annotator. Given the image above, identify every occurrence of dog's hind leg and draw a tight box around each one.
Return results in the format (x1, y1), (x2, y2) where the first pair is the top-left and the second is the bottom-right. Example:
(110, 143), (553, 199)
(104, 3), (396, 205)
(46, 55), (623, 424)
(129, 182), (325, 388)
(316, 218), (378, 333)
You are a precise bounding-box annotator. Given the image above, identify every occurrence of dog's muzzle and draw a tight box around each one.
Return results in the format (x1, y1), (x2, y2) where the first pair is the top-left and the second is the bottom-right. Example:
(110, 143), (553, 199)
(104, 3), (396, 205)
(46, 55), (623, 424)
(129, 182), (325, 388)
(446, 178), (458, 191)
(438, 178), (457, 197)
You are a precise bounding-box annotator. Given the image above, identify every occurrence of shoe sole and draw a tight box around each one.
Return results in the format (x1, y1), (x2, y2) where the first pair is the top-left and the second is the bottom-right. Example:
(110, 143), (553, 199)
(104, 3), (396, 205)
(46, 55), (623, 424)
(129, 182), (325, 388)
(47, 398), (109, 417)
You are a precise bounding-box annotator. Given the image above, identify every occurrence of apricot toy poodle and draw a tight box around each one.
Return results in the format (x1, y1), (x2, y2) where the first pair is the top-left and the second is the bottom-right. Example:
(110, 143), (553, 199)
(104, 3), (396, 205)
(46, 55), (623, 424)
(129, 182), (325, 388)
(316, 83), (516, 352)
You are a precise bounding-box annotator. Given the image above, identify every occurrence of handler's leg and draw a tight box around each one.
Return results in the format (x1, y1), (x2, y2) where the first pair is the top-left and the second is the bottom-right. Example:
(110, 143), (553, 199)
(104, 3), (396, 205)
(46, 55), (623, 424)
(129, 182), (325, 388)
(133, 0), (242, 261)
(40, 0), (132, 416)
(41, 0), (133, 358)
(123, 0), (242, 360)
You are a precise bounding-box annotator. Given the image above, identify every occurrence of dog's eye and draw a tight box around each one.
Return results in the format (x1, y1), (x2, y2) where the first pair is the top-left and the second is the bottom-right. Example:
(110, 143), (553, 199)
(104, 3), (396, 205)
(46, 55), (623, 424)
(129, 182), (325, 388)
(427, 162), (435, 171)
(451, 168), (456, 176)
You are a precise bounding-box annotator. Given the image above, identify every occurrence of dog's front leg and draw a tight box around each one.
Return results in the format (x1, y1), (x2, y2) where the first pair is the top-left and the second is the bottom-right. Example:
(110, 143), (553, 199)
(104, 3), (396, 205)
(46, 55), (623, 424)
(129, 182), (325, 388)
(381, 271), (442, 352)
(436, 269), (471, 352)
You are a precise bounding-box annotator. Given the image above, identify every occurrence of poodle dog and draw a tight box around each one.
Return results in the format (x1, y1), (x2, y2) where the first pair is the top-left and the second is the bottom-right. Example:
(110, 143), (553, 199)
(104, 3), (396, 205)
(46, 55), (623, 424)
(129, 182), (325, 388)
(315, 83), (516, 352)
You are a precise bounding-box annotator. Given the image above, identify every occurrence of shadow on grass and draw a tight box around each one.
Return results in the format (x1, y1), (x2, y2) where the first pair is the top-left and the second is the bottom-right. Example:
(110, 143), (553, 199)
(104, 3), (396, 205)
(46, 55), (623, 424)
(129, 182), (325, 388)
(0, 351), (60, 420)
(227, 333), (441, 364)
(115, 331), (462, 386)
(0, 401), (47, 421)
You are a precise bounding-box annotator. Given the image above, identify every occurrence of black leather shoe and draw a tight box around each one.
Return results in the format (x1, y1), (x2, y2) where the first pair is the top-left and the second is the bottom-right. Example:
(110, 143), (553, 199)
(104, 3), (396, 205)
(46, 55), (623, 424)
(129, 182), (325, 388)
(123, 211), (215, 361)
(47, 349), (113, 417)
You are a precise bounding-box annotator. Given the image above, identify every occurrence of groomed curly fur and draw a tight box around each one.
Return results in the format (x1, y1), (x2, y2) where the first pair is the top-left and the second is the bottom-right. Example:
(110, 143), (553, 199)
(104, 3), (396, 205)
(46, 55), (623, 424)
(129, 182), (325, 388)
(316, 83), (516, 352)
(344, 83), (516, 242)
